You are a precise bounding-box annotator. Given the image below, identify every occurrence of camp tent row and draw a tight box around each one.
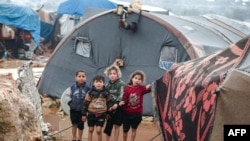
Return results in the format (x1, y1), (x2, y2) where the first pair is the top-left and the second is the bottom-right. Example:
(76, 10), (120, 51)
(37, 7), (249, 116)
(155, 36), (250, 141)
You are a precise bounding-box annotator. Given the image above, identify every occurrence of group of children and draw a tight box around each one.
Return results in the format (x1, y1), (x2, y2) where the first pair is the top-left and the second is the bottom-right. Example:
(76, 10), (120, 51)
(64, 65), (151, 141)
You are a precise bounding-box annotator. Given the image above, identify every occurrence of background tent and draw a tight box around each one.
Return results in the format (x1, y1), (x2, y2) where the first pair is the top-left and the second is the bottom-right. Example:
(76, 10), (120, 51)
(57, 0), (116, 16)
(0, 3), (40, 45)
(55, 0), (117, 47)
(38, 9), (62, 50)
(154, 36), (250, 140)
(38, 10), (59, 44)
(37, 8), (248, 115)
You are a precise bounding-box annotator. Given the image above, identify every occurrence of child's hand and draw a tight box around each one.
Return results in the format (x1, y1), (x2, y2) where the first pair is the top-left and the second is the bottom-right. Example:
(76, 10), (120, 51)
(108, 107), (114, 111)
(146, 84), (151, 90)
(119, 101), (125, 106)
(81, 116), (87, 122)
(112, 104), (118, 110)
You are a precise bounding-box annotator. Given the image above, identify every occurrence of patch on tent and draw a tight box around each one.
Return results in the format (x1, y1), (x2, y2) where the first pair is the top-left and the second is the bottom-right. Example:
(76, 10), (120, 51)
(112, 58), (124, 67)
(155, 37), (250, 141)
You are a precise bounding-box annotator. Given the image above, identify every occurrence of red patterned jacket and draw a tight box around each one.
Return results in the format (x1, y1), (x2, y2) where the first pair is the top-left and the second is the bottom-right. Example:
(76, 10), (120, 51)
(122, 85), (151, 114)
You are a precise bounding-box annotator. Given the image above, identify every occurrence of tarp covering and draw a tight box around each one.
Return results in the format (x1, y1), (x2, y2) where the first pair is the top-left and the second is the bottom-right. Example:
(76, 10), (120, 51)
(57, 0), (116, 16)
(39, 10), (59, 44)
(155, 36), (250, 141)
(40, 21), (54, 44)
(0, 3), (40, 45)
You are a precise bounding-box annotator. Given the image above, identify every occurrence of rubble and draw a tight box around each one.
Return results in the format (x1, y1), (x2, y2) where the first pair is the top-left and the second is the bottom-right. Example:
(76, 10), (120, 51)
(0, 73), (43, 140)
(0, 61), (54, 141)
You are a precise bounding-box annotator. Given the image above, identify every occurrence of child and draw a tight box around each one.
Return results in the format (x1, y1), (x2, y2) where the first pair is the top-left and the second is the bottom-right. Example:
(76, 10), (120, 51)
(64, 70), (90, 141)
(119, 70), (151, 141)
(103, 65), (126, 141)
(81, 75), (113, 141)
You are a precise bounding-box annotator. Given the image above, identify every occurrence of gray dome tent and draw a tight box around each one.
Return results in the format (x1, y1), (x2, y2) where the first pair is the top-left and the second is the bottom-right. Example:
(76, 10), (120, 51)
(37, 8), (248, 115)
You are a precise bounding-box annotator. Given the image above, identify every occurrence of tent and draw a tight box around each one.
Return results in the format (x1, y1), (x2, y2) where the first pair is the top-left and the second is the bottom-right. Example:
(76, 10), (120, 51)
(0, 3), (40, 45)
(55, 0), (117, 47)
(57, 0), (116, 16)
(38, 10), (59, 44)
(37, 8), (248, 115)
(154, 36), (250, 141)
(109, 0), (168, 12)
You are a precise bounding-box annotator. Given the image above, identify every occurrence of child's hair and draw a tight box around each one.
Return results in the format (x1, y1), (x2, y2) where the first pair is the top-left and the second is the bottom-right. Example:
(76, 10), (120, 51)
(104, 65), (122, 78)
(128, 70), (146, 85)
(75, 70), (86, 76)
(92, 75), (105, 83)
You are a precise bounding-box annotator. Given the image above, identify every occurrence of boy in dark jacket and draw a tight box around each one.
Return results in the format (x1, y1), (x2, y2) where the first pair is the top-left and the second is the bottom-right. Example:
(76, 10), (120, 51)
(81, 75), (112, 141)
(64, 70), (90, 141)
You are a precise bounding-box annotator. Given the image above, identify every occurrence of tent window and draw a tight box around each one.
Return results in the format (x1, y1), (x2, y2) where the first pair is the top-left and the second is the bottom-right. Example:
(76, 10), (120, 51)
(159, 46), (178, 70)
(74, 37), (91, 58)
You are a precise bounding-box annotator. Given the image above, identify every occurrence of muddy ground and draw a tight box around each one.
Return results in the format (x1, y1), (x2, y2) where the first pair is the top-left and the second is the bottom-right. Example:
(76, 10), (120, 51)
(43, 106), (163, 141)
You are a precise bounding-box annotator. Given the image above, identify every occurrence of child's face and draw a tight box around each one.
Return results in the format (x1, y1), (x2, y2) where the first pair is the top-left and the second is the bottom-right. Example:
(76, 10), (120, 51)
(108, 69), (119, 82)
(75, 72), (86, 85)
(93, 80), (105, 90)
(132, 74), (142, 87)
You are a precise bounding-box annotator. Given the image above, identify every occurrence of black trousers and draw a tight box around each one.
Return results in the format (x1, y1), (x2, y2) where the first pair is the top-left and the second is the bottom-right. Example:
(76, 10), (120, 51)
(103, 108), (123, 136)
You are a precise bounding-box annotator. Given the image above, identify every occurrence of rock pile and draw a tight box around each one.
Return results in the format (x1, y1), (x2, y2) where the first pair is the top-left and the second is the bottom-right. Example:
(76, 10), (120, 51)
(0, 73), (43, 141)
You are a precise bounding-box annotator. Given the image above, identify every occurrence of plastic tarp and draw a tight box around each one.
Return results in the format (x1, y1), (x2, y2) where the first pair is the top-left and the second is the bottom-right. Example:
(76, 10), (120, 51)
(0, 3), (40, 45)
(40, 21), (54, 44)
(57, 0), (116, 16)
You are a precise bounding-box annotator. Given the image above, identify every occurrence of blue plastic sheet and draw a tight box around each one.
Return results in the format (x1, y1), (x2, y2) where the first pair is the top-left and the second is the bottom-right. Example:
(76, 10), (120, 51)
(0, 3), (40, 45)
(40, 21), (54, 44)
(57, 0), (116, 16)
